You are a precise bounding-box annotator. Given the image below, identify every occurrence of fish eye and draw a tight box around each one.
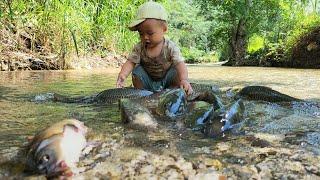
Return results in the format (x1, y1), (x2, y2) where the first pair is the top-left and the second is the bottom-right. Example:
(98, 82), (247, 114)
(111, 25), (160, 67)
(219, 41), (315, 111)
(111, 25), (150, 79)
(39, 154), (50, 164)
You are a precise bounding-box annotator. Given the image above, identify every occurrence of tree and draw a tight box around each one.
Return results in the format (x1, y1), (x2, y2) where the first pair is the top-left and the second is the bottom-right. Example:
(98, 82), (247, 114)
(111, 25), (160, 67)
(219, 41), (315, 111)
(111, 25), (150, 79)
(196, 0), (284, 65)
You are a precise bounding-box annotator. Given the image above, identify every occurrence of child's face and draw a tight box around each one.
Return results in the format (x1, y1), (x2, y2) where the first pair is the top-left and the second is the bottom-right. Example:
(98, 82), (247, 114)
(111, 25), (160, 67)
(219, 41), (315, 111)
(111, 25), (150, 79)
(137, 19), (167, 48)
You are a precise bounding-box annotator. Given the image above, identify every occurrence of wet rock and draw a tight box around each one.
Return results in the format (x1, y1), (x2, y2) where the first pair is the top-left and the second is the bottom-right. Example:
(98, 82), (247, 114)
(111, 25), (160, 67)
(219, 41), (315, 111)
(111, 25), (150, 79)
(216, 142), (231, 152)
(254, 133), (285, 143)
(284, 161), (305, 173)
(255, 160), (275, 179)
(202, 158), (223, 170)
(305, 165), (320, 176)
(192, 169), (222, 180)
(251, 138), (271, 148)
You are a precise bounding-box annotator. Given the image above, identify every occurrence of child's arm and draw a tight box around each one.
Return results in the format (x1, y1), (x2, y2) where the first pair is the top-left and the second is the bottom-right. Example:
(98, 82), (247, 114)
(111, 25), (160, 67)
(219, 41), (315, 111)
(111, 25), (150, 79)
(116, 60), (135, 88)
(176, 61), (193, 95)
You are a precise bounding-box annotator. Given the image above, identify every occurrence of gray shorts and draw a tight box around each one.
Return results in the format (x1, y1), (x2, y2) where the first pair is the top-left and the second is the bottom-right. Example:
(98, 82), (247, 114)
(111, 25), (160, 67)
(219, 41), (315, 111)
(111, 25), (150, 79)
(132, 65), (177, 92)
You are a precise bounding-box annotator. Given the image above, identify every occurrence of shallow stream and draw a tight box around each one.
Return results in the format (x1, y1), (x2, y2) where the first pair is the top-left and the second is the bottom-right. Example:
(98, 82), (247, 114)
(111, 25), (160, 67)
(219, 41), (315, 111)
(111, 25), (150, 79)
(0, 65), (319, 179)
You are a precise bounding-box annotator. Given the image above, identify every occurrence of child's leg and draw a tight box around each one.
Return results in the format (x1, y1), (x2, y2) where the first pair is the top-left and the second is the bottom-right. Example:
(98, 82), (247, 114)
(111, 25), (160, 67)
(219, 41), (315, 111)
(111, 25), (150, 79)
(162, 66), (180, 88)
(132, 75), (144, 89)
(132, 65), (162, 91)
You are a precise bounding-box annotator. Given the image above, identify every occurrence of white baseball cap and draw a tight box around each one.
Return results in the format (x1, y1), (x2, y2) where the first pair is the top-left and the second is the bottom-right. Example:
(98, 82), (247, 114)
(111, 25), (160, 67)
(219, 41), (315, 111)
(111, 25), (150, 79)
(128, 1), (168, 31)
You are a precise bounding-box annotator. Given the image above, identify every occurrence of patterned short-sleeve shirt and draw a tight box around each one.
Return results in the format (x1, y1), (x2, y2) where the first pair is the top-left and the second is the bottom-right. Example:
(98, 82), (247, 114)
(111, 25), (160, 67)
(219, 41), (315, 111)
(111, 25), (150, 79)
(128, 38), (184, 81)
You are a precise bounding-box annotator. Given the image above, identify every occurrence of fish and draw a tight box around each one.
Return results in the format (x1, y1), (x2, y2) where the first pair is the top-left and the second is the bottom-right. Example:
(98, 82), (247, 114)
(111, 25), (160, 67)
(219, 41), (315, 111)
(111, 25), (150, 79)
(25, 119), (87, 178)
(120, 98), (158, 131)
(188, 83), (224, 110)
(235, 86), (301, 102)
(120, 88), (188, 120)
(182, 101), (214, 130)
(203, 99), (245, 138)
(119, 88), (188, 131)
(35, 87), (153, 104)
(156, 88), (188, 118)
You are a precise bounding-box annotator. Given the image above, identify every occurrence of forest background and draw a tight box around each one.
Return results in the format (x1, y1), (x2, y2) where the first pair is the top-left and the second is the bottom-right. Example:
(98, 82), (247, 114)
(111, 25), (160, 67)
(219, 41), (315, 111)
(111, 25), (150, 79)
(0, 0), (319, 69)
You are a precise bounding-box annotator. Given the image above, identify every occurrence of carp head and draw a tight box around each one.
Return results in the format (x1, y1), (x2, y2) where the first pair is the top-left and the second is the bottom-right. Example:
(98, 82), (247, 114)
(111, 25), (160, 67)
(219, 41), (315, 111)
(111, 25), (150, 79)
(26, 120), (87, 178)
(34, 140), (71, 177)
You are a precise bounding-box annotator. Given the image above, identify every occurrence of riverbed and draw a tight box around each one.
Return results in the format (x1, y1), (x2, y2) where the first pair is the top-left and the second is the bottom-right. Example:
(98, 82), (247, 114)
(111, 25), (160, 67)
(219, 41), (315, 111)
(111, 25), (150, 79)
(0, 65), (319, 179)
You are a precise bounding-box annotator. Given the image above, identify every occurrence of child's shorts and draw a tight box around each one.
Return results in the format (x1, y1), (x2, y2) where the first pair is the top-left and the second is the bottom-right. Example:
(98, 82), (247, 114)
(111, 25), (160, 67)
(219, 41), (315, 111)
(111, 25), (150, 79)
(132, 65), (177, 92)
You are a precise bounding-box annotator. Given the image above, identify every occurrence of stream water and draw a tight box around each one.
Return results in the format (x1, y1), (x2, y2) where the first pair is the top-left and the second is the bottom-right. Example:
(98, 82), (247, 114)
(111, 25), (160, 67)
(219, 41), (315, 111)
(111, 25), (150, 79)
(0, 65), (319, 178)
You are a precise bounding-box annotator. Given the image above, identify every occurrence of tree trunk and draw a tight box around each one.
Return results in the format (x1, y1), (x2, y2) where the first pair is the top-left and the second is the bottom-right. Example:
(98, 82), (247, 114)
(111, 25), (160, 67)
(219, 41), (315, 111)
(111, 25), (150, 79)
(230, 18), (247, 66)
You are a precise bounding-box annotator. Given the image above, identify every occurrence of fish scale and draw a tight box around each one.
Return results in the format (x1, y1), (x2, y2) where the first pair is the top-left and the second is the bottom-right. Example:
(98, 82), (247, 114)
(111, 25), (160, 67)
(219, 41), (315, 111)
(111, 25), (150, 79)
(53, 87), (154, 104)
(235, 86), (301, 102)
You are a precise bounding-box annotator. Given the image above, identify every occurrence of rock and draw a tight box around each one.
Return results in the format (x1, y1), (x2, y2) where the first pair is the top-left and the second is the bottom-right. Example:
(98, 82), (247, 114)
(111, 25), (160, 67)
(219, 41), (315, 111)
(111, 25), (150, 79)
(251, 138), (271, 148)
(284, 161), (305, 173)
(216, 142), (231, 152)
(203, 158), (223, 170)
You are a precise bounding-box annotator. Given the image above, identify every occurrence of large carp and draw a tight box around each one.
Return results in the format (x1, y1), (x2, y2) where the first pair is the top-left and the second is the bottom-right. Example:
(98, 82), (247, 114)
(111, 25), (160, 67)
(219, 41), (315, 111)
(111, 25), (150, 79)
(182, 101), (214, 129)
(188, 83), (224, 110)
(25, 119), (87, 178)
(35, 83), (223, 107)
(120, 98), (158, 131)
(203, 99), (245, 138)
(235, 86), (301, 102)
(35, 87), (153, 104)
(156, 88), (188, 118)
(120, 88), (188, 123)
(119, 88), (188, 132)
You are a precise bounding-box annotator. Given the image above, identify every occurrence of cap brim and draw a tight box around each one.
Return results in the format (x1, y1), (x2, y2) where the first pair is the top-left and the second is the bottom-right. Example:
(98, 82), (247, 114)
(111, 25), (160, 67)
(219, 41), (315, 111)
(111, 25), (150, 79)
(128, 19), (145, 31)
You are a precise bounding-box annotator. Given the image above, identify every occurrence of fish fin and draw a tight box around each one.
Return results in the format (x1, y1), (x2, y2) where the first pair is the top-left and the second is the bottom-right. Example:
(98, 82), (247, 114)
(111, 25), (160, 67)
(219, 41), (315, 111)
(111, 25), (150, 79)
(63, 121), (87, 135)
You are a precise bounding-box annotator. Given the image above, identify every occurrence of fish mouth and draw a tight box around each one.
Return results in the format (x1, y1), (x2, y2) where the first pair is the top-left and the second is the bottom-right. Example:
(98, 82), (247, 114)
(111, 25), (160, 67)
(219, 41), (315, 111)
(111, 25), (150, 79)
(45, 165), (71, 178)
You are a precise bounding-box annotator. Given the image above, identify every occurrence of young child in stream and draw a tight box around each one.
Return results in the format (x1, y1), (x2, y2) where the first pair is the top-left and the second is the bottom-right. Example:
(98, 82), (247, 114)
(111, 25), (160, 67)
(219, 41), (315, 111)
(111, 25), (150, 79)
(116, 1), (193, 95)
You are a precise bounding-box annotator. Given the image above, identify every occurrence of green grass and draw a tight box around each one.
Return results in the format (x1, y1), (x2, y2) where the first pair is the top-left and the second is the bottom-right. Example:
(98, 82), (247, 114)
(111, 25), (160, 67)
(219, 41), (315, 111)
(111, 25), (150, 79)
(0, 0), (217, 65)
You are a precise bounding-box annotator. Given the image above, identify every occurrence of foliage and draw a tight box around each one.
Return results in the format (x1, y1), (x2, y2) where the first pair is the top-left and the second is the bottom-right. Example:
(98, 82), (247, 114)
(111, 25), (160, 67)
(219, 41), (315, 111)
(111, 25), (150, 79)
(195, 0), (320, 63)
(285, 13), (320, 54)
(0, 0), (216, 64)
(248, 34), (265, 53)
(1, 0), (319, 66)
(0, 0), (142, 57)
(161, 0), (216, 63)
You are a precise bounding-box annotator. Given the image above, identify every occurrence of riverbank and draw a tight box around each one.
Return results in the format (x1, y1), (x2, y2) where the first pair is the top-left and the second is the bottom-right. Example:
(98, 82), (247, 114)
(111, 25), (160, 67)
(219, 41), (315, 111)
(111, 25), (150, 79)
(0, 46), (127, 71)
(0, 27), (128, 71)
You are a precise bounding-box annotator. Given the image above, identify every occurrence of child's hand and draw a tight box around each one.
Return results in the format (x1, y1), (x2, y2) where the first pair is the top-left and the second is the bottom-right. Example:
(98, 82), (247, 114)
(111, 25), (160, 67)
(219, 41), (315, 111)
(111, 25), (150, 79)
(180, 80), (193, 95)
(116, 74), (126, 88)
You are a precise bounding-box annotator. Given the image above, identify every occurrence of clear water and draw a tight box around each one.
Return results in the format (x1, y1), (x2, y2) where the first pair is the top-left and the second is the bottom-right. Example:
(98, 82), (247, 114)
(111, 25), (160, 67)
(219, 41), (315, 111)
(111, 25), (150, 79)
(0, 65), (319, 177)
